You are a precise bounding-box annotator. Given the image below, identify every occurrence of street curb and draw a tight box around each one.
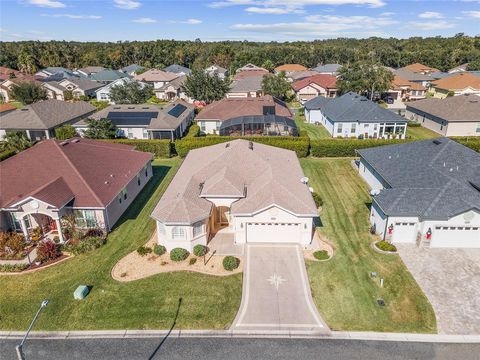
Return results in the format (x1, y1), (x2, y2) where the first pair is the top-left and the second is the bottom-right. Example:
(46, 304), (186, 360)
(1, 330), (479, 343)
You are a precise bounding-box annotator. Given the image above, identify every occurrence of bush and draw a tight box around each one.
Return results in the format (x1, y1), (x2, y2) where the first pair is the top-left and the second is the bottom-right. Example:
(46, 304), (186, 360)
(170, 248), (189, 262)
(55, 124), (78, 140)
(193, 244), (208, 257)
(223, 256), (240, 271)
(312, 192), (323, 208)
(0, 264), (29, 272)
(36, 240), (60, 263)
(64, 236), (106, 255)
(185, 124), (200, 138)
(101, 139), (173, 158)
(376, 240), (397, 252)
(153, 244), (166, 256)
(0, 149), (16, 162)
(137, 246), (152, 256)
(0, 232), (26, 257)
(451, 137), (480, 153)
(407, 121), (421, 127)
(310, 138), (413, 157)
(189, 257), (197, 265)
(313, 250), (330, 260)
(82, 228), (105, 238)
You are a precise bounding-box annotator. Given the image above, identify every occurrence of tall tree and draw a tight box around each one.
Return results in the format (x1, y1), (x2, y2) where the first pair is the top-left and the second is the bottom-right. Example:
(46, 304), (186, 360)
(109, 81), (153, 104)
(84, 119), (117, 139)
(10, 81), (47, 104)
(184, 70), (230, 103)
(1, 131), (32, 153)
(261, 74), (291, 100)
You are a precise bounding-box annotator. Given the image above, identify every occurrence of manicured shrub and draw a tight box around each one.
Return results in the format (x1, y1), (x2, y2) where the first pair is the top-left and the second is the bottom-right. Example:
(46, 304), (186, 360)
(101, 139), (173, 158)
(451, 137), (480, 153)
(223, 256), (240, 271)
(0, 264), (29, 272)
(64, 236), (107, 255)
(189, 257), (197, 265)
(185, 124), (200, 138)
(407, 121), (421, 127)
(137, 246), (152, 256)
(313, 250), (330, 260)
(376, 240), (397, 252)
(0, 149), (16, 162)
(193, 244), (208, 257)
(36, 240), (60, 263)
(170, 248), (189, 262)
(312, 192), (323, 208)
(153, 244), (166, 256)
(310, 138), (413, 157)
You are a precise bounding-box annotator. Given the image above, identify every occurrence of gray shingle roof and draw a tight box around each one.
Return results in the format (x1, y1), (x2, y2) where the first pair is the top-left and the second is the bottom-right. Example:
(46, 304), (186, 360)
(405, 94), (480, 122)
(121, 64), (144, 73)
(67, 78), (104, 91)
(306, 92), (407, 123)
(394, 69), (433, 82)
(229, 76), (264, 93)
(88, 70), (130, 82)
(164, 64), (192, 75)
(358, 138), (480, 220)
(312, 64), (342, 73)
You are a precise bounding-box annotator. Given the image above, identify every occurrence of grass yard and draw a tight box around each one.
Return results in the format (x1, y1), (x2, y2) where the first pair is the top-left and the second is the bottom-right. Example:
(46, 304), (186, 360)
(0, 159), (242, 331)
(294, 111), (331, 139)
(301, 158), (436, 333)
(406, 126), (440, 140)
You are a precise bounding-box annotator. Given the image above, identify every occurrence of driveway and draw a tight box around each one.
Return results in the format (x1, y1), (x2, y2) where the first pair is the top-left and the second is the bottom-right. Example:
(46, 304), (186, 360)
(397, 245), (480, 335)
(232, 244), (329, 333)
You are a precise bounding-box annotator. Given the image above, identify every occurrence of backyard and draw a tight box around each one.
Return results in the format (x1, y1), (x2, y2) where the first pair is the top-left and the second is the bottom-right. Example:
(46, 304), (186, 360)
(294, 111), (330, 139)
(301, 158), (437, 333)
(0, 159), (242, 331)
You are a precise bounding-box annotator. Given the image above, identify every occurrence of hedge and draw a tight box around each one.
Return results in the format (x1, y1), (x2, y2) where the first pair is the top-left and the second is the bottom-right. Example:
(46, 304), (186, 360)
(175, 136), (310, 158)
(451, 137), (480, 153)
(0, 149), (16, 162)
(185, 124), (201, 138)
(101, 139), (173, 158)
(310, 138), (414, 157)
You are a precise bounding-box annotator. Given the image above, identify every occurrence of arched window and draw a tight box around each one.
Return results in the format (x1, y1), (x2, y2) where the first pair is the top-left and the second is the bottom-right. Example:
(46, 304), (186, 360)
(172, 226), (185, 240)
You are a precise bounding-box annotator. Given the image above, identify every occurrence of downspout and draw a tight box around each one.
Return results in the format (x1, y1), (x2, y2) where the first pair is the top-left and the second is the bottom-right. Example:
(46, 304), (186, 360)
(382, 215), (388, 241)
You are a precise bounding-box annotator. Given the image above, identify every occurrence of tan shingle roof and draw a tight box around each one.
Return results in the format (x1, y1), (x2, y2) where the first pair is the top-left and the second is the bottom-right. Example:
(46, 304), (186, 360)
(405, 94), (480, 122)
(402, 63), (439, 73)
(432, 73), (480, 91)
(135, 69), (179, 82)
(274, 64), (307, 72)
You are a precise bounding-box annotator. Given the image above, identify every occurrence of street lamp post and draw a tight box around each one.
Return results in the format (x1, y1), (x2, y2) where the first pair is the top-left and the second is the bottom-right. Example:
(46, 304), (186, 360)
(16, 300), (49, 360)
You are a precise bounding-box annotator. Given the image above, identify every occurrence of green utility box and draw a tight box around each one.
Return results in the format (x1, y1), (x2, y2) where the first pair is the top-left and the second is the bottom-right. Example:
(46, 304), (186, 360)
(74, 285), (90, 300)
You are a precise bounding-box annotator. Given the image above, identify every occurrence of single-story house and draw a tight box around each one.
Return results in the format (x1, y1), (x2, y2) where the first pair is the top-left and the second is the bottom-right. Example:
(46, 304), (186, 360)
(88, 69), (130, 84)
(400, 63), (439, 75)
(195, 95), (294, 136)
(95, 77), (148, 103)
(236, 63), (268, 73)
(0, 66), (37, 82)
(287, 70), (321, 82)
(393, 68), (433, 87)
(155, 75), (193, 103)
(205, 65), (228, 79)
(405, 95), (480, 136)
(226, 75), (265, 98)
(0, 100), (96, 141)
(58, 78), (104, 98)
(43, 81), (68, 100)
(291, 74), (337, 101)
(76, 66), (105, 77)
(274, 64), (307, 75)
(387, 75), (427, 102)
(0, 76), (39, 102)
(0, 138), (153, 241)
(135, 69), (180, 98)
(164, 64), (192, 76)
(311, 64), (342, 76)
(120, 64), (145, 76)
(304, 92), (408, 139)
(151, 139), (318, 252)
(429, 73), (480, 99)
(357, 138), (480, 248)
(448, 63), (469, 74)
(35, 67), (72, 79)
(73, 100), (194, 140)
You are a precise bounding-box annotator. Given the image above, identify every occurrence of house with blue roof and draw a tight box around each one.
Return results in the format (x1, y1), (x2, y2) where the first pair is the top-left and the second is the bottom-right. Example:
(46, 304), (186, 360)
(304, 92), (408, 139)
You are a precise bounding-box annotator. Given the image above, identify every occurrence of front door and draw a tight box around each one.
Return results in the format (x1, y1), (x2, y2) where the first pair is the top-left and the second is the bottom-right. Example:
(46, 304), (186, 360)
(216, 206), (230, 226)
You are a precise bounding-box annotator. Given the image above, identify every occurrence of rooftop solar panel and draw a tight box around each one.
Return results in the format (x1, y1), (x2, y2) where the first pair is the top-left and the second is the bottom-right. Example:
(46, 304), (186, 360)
(167, 104), (187, 118)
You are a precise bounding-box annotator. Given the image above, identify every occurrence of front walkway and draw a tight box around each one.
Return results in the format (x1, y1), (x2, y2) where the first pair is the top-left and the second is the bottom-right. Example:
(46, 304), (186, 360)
(208, 227), (244, 256)
(232, 244), (329, 333)
(397, 244), (480, 335)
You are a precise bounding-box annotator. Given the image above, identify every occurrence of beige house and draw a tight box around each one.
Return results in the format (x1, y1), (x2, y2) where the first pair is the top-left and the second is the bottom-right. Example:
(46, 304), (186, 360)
(135, 69), (180, 99)
(405, 94), (480, 136)
(429, 73), (480, 99)
(291, 75), (337, 101)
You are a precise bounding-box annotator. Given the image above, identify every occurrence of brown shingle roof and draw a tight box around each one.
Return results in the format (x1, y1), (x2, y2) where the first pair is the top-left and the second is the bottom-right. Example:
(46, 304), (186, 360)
(0, 139), (153, 209)
(0, 67), (37, 82)
(405, 94), (480, 122)
(195, 95), (292, 122)
(291, 74), (337, 91)
(274, 64), (307, 72)
(135, 69), (179, 82)
(392, 75), (426, 91)
(402, 63), (439, 74)
(432, 73), (480, 91)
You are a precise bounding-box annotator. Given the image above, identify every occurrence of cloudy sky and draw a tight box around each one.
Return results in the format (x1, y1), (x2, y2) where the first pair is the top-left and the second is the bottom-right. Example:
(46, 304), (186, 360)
(0, 0), (479, 42)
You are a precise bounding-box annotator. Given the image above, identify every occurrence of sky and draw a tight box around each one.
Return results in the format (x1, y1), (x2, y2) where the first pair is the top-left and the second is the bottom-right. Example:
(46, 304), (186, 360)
(0, 0), (479, 42)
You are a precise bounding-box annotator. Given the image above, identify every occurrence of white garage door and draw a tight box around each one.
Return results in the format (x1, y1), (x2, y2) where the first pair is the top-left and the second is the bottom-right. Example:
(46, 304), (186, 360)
(391, 222), (417, 243)
(246, 222), (301, 243)
(431, 226), (480, 248)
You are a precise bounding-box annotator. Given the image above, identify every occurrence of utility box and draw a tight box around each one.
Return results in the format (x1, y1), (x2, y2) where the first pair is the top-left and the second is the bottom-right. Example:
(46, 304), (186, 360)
(74, 285), (90, 300)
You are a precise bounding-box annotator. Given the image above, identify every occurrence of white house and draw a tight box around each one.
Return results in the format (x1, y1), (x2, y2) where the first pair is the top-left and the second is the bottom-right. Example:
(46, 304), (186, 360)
(357, 138), (480, 248)
(95, 78), (147, 104)
(151, 140), (318, 252)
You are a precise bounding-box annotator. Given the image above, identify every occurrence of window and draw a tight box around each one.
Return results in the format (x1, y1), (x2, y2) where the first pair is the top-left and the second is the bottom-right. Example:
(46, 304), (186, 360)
(127, 129), (134, 139)
(144, 165), (148, 177)
(476, 123), (480, 133)
(143, 129), (149, 139)
(137, 174), (141, 186)
(74, 210), (97, 228)
(337, 123), (343, 133)
(216, 122), (221, 131)
(351, 123), (356, 134)
(172, 227), (185, 240)
(100, 93), (107, 100)
(193, 221), (204, 237)
(10, 213), (22, 231)
(200, 121), (206, 132)
(122, 188), (128, 200)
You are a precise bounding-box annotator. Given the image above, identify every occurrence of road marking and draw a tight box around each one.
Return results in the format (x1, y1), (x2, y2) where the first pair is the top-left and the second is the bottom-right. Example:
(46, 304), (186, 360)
(267, 273), (287, 290)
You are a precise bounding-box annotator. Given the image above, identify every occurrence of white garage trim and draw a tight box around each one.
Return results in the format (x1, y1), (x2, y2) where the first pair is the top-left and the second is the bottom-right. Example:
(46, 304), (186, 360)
(430, 225), (480, 248)
(246, 222), (301, 243)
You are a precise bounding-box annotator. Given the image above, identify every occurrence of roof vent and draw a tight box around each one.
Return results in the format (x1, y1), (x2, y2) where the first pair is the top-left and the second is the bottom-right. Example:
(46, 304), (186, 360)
(225, 143), (230, 148)
(300, 177), (309, 184)
(249, 141), (254, 150)
(433, 139), (442, 145)
(127, 106), (135, 109)
(71, 139), (80, 143)
(113, 106), (121, 109)
(110, 174), (115, 178)
(60, 141), (69, 146)
(21, 108), (29, 111)
(105, 181), (109, 185)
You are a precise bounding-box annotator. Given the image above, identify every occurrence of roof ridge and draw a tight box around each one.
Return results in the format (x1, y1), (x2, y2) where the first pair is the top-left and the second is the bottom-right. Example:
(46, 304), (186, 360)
(422, 181), (453, 217)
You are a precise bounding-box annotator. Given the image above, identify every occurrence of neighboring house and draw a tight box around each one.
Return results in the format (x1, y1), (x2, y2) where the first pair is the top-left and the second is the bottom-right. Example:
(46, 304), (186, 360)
(288, 70), (321, 82)
(405, 94), (480, 136)
(234, 69), (269, 80)
(155, 75), (192, 102)
(120, 64), (145, 76)
(35, 67), (72, 78)
(274, 64), (307, 75)
(448, 63), (469, 74)
(0, 103), (17, 115)
(227, 75), (265, 99)
(304, 92), (408, 139)
(195, 95), (294, 136)
(135, 69), (179, 99)
(163, 64), (192, 76)
(400, 63), (439, 75)
(0, 138), (153, 240)
(73, 100), (194, 140)
(291, 74), (337, 101)
(0, 67), (36, 82)
(58, 78), (104, 98)
(393, 69), (433, 87)
(0, 100), (95, 140)
(43, 81), (67, 101)
(429, 73), (480, 98)
(388, 75), (427, 102)
(205, 65), (228, 79)
(311, 64), (342, 76)
(95, 77), (148, 104)
(88, 69), (130, 84)
(151, 139), (318, 252)
(76, 66), (105, 77)
(0, 76), (39, 102)
(357, 138), (480, 248)
(236, 63), (268, 73)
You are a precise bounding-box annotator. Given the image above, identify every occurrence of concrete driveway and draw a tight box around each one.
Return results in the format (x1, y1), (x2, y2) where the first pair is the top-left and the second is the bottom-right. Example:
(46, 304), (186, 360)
(397, 245), (480, 335)
(232, 244), (329, 333)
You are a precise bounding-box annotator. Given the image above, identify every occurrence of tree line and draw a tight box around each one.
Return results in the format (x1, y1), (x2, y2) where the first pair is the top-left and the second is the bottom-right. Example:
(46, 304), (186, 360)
(1, 35), (480, 74)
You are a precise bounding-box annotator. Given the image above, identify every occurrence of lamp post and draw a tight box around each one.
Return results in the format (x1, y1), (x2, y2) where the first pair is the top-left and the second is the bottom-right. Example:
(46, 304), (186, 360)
(16, 299), (49, 360)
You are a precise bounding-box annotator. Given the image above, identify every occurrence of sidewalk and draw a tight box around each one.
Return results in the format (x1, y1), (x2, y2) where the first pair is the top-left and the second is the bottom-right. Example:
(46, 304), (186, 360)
(1, 329), (479, 343)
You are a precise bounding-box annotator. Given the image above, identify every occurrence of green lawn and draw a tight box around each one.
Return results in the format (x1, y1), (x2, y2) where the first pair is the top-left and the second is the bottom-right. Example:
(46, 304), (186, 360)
(406, 126), (440, 140)
(0, 159), (242, 331)
(301, 158), (436, 333)
(295, 111), (331, 139)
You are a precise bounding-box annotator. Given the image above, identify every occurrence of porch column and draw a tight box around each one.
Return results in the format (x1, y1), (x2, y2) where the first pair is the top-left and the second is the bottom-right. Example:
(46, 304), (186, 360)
(171, 130), (174, 141)
(45, 130), (50, 139)
(25, 130), (31, 140)
(20, 217), (29, 242)
(55, 218), (65, 243)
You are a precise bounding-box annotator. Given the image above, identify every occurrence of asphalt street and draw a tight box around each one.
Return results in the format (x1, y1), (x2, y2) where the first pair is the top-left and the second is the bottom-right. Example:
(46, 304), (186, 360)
(1, 337), (479, 360)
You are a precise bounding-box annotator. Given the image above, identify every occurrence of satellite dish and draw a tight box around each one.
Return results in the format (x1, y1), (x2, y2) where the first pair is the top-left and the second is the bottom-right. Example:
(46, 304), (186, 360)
(370, 189), (381, 196)
(301, 177), (309, 184)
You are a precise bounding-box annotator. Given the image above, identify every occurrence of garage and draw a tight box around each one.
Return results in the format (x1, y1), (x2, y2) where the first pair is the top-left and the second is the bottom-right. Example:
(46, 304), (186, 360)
(391, 222), (418, 243)
(246, 222), (300, 243)
(430, 226), (480, 248)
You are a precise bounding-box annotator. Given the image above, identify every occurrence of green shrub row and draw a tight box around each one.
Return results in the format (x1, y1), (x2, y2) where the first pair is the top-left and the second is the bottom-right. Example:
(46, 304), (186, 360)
(451, 137), (480, 153)
(185, 124), (201, 138)
(63, 236), (107, 255)
(0, 149), (16, 162)
(310, 138), (414, 157)
(101, 139), (173, 158)
(407, 121), (421, 127)
(0, 263), (29, 272)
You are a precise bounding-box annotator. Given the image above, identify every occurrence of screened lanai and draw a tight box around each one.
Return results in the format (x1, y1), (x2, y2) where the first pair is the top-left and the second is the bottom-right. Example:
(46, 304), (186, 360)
(219, 115), (298, 136)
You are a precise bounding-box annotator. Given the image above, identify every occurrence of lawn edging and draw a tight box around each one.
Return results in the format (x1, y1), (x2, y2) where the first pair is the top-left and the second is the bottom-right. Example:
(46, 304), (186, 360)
(371, 241), (398, 255)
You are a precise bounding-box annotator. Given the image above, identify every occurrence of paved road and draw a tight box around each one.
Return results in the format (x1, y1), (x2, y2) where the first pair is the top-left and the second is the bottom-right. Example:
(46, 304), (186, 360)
(232, 244), (328, 332)
(1, 337), (479, 360)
